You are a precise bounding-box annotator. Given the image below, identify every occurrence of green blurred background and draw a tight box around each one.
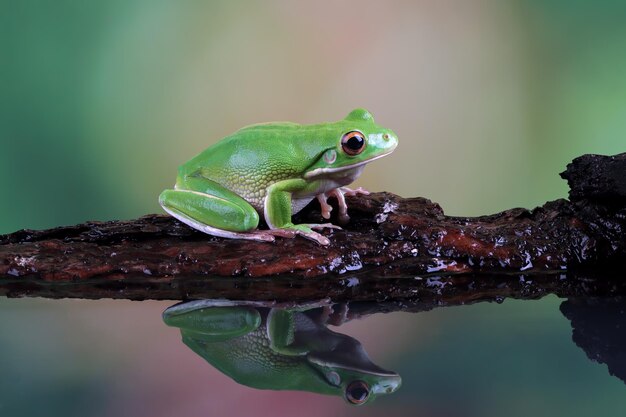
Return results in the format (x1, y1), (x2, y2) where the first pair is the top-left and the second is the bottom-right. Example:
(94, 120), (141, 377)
(1, 1), (626, 416)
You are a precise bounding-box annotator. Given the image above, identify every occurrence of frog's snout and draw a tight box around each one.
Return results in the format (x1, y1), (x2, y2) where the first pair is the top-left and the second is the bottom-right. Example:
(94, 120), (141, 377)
(368, 131), (398, 152)
(382, 133), (398, 152)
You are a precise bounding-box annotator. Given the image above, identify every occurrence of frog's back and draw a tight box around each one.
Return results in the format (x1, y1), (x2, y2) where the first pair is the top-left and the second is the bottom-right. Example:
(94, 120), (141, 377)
(176, 121), (336, 208)
(179, 120), (333, 174)
(236, 121), (301, 132)
(213, 122), (307, 160)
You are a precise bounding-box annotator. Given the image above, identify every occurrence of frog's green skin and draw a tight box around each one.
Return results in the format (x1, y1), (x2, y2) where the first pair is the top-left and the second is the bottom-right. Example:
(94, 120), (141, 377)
(158, 109), (398, 245)
(163, 300), (401, 405)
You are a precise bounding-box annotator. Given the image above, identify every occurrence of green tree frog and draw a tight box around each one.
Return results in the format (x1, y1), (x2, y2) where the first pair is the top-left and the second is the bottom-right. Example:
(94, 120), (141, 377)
(163, 300), (401, 405)
(158, 108), (398, 245)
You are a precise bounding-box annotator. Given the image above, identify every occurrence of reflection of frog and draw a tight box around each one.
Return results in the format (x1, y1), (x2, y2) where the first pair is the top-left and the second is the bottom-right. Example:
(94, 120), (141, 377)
(163, 300), (401, 405)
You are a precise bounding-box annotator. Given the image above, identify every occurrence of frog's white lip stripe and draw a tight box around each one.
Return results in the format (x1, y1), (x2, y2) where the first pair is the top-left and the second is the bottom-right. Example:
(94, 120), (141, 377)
(307, 356), (399, 377)
(304, 150), (395, 179)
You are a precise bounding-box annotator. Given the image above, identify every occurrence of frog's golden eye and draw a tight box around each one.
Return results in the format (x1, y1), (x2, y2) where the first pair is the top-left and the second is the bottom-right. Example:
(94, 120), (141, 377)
(341, 131), (366, 156)
(345, 380), (370, 405)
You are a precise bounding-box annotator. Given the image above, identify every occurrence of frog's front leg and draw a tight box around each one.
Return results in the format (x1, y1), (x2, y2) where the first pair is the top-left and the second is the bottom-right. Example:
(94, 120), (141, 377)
(265, 179), (340, 245)
(317, 187), (370, 224)
(266, 309), (309, 356)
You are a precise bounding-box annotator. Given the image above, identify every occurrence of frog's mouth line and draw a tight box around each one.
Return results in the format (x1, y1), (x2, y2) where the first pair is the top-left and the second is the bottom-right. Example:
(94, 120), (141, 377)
(304, 149), (395, 180)
(307, 354), (400, 378)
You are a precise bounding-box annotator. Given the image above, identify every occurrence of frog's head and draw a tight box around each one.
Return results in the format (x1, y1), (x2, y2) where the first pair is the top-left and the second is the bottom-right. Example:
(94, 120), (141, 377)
(306, 342), (402, 406)
(304, 108), (398, 181)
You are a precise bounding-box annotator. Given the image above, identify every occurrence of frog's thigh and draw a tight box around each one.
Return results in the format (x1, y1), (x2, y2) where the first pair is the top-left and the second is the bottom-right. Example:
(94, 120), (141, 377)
(159, 181), (259, 233)
(164, 306), (261, 342)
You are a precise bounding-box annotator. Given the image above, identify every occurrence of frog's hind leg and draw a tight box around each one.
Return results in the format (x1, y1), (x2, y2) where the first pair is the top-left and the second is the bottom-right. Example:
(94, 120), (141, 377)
(159, 177), (275, 242)
(163, 304), (261, 342)
(161, 197), (275, 242)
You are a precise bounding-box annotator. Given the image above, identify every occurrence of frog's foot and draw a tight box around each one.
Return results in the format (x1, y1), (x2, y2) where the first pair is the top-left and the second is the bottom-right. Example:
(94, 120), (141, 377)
(200, 225), (333, 245)
(317, 187), (370, 224)
(270, 223), (334, 245)
(259, 228), (298, 239)
(223, 228), (303, 242)
(297, 223), (344, 245)
(340, 186), (370, 198)
(295, 229), (331, 246)
(307, 222), (342, 230)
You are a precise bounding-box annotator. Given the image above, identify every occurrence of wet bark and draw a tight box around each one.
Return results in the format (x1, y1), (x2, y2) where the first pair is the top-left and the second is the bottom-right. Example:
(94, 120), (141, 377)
(1, 152), (625, 302)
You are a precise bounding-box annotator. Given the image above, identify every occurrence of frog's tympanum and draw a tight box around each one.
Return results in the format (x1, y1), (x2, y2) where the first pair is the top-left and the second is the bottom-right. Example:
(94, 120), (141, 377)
(163, 300), (401, 405)
(158, 109), (398, 245)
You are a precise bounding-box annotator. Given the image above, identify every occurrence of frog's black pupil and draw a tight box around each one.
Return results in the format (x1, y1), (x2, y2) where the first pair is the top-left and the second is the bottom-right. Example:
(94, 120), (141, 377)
(346, 381), (370, 404)
(350, 386), (368, 401)
(347, 136), (364, 150)
(342, 132), (365, 155)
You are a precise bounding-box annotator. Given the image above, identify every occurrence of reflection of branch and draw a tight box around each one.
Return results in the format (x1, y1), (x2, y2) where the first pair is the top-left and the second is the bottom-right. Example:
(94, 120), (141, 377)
(561, 297), (626, 385)
(1, 153), (625, 301)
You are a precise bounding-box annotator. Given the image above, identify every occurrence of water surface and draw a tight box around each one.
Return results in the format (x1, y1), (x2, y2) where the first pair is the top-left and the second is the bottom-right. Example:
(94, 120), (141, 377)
(1, 294), (625, 417)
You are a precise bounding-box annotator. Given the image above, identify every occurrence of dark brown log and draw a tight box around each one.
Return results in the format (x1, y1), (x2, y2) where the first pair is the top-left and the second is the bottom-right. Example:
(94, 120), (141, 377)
(1, 153), (625, 302)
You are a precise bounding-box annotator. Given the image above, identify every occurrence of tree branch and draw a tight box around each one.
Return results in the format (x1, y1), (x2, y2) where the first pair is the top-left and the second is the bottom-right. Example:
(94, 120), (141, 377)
(1, 153), (625, 302)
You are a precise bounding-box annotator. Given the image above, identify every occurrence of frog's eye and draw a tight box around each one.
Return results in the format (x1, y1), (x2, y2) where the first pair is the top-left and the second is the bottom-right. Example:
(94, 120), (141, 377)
(341, 131), (366, 156)
(345, 380), (370, 405)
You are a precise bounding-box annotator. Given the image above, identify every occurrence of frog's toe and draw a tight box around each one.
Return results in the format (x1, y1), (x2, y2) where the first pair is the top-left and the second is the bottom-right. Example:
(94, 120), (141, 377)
(266, 229), (298, 239)
(307, 223), (342, 231)
(299, 231), (330, 246)
(221, 230), (276, 242)
(247, 233), (276, 243)
(270, 228), (330, 245)
(341, 186), (370, 197)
